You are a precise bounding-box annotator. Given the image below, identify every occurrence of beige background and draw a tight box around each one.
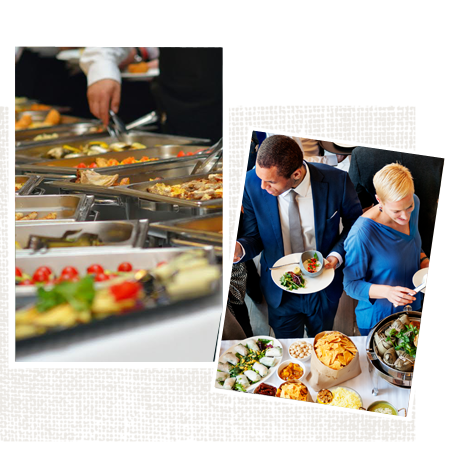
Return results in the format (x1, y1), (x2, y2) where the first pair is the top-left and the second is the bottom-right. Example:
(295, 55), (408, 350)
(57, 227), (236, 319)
(0, 106), (416, 442)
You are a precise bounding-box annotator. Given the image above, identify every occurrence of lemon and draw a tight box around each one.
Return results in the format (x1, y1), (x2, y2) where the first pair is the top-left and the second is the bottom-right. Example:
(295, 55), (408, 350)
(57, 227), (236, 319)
(293, 266), (301, 275)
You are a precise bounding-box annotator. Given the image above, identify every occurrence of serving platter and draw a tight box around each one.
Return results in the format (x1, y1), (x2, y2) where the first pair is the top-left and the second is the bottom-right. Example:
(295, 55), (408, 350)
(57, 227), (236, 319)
(271, 253), (335, 294)
(121, 68), (160, 80)
(218, 335), (284, 392)
(413, 267), (428, 293)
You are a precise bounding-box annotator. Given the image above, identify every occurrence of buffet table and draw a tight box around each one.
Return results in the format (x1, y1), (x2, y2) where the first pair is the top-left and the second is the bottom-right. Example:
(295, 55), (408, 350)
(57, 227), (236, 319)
(220, 337), (411, 415)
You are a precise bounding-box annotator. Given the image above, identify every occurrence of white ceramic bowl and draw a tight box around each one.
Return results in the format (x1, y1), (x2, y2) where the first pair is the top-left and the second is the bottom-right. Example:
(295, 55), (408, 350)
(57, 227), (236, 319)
(288, 340), (313, 362)
(277, 359), (306, 383)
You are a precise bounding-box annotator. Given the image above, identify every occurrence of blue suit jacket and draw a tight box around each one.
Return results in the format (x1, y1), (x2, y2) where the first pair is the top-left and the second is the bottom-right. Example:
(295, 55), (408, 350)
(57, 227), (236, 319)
(238, 162), (362, 310)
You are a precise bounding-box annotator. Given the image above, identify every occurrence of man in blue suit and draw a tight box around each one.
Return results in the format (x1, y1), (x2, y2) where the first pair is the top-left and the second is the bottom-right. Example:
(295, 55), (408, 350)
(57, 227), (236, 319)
(234, 135), (362, 338)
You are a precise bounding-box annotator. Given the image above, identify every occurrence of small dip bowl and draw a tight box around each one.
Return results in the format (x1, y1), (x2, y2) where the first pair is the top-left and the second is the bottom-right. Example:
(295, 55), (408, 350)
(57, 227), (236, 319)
(365, 400), (406, 416)
(300, 250), (324, 278)
(277, 359), (306, 383)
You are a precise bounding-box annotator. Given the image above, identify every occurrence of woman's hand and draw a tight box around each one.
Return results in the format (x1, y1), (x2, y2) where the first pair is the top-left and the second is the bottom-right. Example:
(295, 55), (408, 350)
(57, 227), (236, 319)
(384, 286), (417, 307)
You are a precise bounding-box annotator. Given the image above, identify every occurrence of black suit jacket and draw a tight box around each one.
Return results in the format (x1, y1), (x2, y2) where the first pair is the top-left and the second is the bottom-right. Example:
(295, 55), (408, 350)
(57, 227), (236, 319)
(348, 146), (444, 256)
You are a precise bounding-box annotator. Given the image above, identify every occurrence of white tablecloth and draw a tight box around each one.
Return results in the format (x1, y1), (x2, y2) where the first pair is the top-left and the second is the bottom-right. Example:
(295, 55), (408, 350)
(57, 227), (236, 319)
(220, 337), (411, 414)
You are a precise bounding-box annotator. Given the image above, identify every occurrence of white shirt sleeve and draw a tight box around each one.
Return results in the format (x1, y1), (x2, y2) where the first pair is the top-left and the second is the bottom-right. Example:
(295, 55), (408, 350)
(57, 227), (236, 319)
(80, 47), (131, 86)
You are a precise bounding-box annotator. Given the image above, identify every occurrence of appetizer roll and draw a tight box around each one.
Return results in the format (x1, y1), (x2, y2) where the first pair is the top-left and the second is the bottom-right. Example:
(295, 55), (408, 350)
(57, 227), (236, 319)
(223, 352), (239, 365)
(265, 347), (282, 357)
(236, 374), (250, 389)
(217, 362), (232, 373)
(223, 377), (236, 390)
(246, 339), (259, 352)
(216, 371), (230, 382)
(259, 356), (276, 367)
(244, 370), (262, 383)
(235, 344), (248, 357)
(253, 362), (269, 377)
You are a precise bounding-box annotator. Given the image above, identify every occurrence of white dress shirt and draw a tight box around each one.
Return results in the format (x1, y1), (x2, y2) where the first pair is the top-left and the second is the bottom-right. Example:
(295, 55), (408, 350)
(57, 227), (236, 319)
(237, 163), (343, 267)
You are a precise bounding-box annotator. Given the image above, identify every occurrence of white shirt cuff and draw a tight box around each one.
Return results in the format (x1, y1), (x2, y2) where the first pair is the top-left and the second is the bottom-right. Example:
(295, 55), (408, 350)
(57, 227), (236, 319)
(234, 242), (246, 263)
(327, 251), (343, 269)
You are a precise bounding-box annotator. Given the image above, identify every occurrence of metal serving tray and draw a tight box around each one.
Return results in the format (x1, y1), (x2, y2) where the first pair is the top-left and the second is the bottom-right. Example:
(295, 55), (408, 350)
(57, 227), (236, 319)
(149, 213), (223, 256)
(16, 110), (86, 127)
(15, 246), (216, 302)
(15, 175), (42, 195)
(15, 131), (210, 163)
(16, 122), (104, 147)
(15, 219), (149, 255)
(15, 194), (95, 225)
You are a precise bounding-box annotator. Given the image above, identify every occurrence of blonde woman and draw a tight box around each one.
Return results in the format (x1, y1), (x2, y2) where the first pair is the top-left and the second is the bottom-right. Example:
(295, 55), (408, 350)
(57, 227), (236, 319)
(343, 163), (429, 335)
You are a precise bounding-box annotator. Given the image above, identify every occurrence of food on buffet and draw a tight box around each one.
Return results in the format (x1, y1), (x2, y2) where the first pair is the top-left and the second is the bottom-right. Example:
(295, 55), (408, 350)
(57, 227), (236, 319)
(33, 133), (59, 141)
(303, 253), (322, 273)
(16, 250), (220, 340)
(127, 62), (150, 73)
(314, 331), (358, 370)
(216, 371), (229, 383)
(289, 340), (313, 360)
(223, 378), (236, 390)
(15, 261), (138, 287)
(316, 389), (333, 404)
(73, 169), (130, 186)
(367, 402), (398, 415)
(146, 174), (223, 201)
(15, 211), (57, 221)
(265, 347), (282, 357)
(276, 382), (309, 401)
(15, 183), (24, 192)
(279, 362), (304, 381)
(326, 387), (362, 409)
(15, 276), (144, 340)
(46, 141), (147, 159)
(280, 271), (306, 290)
(218, 338), (283, 391)
(253, 383), (277, 397)
(74, 155), (158, 168)
(15, 109), (61, 130)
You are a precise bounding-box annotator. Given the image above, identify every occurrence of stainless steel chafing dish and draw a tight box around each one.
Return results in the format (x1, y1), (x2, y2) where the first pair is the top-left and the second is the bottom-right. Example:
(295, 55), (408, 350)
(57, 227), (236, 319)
(15, 175), (42, 195)
(149, 213), (223, 256)
(15, 194), (95, 224)
(15, 110), (87, 127)
(16, 122), (105, 147)
(366, 306), (420, 392)
(15, 131), (210, 164)
(15, 219), (149, 255)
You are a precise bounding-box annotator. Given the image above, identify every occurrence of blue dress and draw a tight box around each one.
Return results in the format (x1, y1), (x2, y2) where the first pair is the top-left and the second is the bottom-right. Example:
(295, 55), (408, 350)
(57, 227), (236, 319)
(343, 194), (423, 330)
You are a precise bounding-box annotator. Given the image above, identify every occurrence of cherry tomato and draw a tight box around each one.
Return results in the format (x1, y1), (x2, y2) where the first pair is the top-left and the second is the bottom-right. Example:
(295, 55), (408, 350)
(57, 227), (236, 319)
(36, 266), (52, 276)
(15, 267), (23, 277)
(110, 281), (141, 301)
(61, 266), (79, 277)
(77, 163), (87, 168)
(177, 151), (185, 157)
(87, 264), (104, 275)
(32, 270), (51, 283)
(57, 273), (80, 283)
(186, 152), (194, 156)
(156, 261), (167, 267)
(19, 279), (34, 286)
(94, 272), (110, 282)
(89, 163), (98, 168)
(117, 262), (133, 272)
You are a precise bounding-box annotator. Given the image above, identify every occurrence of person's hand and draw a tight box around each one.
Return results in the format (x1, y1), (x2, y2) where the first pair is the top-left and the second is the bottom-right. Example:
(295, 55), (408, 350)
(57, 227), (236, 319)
(324, 256), (338, 270)
(233, 242), (243, 263)
(87, 79), (121, 126)
(384, 286), (416, 307)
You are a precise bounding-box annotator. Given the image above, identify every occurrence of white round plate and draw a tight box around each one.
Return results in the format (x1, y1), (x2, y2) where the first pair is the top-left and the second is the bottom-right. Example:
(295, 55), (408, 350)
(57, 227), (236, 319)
(271, 253), (335, 294)
(56, 49), (83, 62)
(333, 142), (356, 148)
(218, 335), (283, 392)
(121, 68), (160, 80)
(413, 267), (428, 293)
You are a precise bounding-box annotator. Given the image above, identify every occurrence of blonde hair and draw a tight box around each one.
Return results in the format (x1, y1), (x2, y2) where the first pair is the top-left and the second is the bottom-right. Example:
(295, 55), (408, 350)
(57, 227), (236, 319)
(373, 163), (414, 203)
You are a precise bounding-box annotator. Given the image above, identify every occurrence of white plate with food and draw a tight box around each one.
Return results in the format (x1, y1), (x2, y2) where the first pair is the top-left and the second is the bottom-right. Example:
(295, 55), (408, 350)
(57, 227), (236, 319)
(217, 336), (283, 392)
(413, 267), (445, 296)
(271, 253), (335, 294)
(121, 68), (160, 80)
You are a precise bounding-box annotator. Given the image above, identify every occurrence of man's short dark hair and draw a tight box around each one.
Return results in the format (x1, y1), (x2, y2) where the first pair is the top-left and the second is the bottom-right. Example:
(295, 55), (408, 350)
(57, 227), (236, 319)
(256, 135), (304, 179)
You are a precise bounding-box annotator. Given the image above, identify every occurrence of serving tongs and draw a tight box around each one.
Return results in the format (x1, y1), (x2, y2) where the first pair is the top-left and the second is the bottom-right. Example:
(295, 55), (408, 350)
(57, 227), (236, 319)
(27, 230), (103, 251)
(190, 138), (223, 175)
(107, 110), (160, 140)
